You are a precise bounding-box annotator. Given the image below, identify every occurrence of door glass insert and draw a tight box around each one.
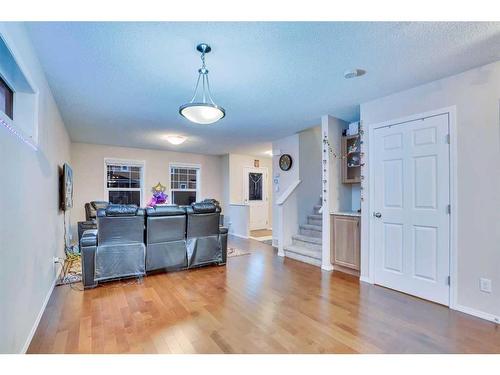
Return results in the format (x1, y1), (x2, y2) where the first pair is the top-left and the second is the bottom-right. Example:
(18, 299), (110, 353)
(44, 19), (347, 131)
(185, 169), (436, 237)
(249, 172), (263, 201)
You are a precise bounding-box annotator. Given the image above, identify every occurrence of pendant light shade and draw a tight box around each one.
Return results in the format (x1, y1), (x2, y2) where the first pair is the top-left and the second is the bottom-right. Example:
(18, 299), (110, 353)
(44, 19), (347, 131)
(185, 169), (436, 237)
(179, 103), (225, 124)
(179, 43), (225, 125)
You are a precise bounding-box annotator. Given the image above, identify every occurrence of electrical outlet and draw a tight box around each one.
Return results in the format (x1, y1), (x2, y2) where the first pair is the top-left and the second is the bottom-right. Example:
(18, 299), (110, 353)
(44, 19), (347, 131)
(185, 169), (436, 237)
(480, 278), (492, 293)
(53, 256), (63, 264)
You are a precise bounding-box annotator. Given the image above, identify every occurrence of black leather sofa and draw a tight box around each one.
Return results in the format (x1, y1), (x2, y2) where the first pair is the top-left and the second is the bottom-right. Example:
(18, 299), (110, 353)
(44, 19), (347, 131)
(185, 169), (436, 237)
(80, 202), (228, 289)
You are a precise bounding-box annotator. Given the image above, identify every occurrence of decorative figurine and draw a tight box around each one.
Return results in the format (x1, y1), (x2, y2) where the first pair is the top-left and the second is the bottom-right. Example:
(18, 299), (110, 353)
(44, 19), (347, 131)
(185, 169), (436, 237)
(147, 182), (168, 207)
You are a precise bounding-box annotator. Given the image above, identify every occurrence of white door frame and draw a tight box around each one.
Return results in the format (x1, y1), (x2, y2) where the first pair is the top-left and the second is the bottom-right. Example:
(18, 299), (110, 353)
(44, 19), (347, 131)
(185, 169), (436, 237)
(361, 106), (458, 309)
(243, 166), (269, 230)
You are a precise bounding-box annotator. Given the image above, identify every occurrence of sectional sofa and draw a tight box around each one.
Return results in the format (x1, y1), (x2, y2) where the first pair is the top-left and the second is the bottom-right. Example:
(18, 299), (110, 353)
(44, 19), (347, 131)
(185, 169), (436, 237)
(80, 201), (228, 289)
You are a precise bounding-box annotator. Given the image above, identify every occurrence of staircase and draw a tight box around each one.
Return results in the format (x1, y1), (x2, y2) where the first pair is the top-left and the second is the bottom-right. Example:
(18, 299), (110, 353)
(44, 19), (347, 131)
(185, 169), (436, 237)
(284, 201), (323, 266)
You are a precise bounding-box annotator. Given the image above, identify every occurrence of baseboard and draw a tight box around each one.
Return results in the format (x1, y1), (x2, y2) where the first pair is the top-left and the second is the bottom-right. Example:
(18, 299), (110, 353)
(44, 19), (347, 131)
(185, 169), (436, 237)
(321, 264), (334, 271)
(359, 275), (374, 284)
(20, 276), (57, 353)
(333, 263), (359, 277)
(284, 251), (322, 267)
(452, 303), (500, 324)
(229, 233), (249, 240)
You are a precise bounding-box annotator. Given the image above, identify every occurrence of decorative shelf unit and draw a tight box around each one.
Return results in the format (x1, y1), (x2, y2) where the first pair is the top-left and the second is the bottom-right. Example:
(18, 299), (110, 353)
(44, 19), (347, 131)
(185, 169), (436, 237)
(342, 134), (361, 184)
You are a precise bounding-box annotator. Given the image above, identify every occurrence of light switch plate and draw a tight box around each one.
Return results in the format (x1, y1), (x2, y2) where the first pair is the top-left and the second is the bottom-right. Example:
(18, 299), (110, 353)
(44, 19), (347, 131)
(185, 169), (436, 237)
(480, 278), (492, 293)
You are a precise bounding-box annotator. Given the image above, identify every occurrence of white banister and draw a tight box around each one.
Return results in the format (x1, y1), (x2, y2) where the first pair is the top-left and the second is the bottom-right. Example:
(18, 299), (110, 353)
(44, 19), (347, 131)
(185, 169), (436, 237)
(276, 180), (301, 205)
(276, 180), (301, 257)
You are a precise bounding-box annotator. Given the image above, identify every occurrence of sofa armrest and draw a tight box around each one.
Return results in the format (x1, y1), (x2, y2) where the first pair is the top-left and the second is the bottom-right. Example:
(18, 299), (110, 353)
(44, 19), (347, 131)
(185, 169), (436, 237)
(80, 229), (98, 288)
(219, 227), (228, 265)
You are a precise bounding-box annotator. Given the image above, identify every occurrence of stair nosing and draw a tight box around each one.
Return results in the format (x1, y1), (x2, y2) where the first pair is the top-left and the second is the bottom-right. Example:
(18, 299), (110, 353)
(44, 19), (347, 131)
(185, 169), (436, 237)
(284, 244), (322, 259)
(292, 234), (322, 245)
(308, 214), (322, 219)
(300, 223), (322, 231)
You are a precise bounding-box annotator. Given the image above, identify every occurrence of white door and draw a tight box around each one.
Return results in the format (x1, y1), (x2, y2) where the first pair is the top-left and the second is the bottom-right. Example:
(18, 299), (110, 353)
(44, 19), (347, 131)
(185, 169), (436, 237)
(372, 113), (450, 305)
(244, 167), (269, 230)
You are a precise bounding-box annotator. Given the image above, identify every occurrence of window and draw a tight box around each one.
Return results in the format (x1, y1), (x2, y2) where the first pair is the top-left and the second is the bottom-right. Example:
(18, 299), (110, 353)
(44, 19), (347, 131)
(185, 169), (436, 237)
(170, 165), (200, 205)
(248, 172), (263, 201)
(105, 160), (144, 206)
(0, 76), (13, 119)
(0, 33), (38, 148)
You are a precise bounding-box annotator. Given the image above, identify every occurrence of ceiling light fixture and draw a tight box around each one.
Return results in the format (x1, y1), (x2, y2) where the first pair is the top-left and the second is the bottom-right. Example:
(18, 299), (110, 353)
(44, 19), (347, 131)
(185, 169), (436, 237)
(179, 43), (225, 125)
(344, 69), (366, 79)
(165, 135), (187, 145)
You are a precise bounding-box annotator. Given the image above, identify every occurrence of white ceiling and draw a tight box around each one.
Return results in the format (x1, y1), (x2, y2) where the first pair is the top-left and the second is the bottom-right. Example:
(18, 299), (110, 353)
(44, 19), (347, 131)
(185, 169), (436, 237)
(25, 22), (500, 156)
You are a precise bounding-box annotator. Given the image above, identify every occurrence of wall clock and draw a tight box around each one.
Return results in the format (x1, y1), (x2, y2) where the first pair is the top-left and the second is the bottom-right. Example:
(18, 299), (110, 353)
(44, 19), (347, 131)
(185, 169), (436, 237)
(279, 154), (293, 171)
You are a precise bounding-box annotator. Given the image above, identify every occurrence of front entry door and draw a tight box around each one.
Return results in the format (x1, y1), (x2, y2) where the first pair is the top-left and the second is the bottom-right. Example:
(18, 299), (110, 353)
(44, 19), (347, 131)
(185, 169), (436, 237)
(244, 167), (269, 230)
(373, 113), (450, 305)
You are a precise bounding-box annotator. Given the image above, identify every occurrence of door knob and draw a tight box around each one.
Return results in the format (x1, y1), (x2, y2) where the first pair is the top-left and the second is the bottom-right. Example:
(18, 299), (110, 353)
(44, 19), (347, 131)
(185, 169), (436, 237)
(373, 212), (382, 218)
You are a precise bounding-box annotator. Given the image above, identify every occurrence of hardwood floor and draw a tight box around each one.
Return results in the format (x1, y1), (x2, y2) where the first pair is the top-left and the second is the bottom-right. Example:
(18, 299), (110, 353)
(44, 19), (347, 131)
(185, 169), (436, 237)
(28, 236), (500, 354)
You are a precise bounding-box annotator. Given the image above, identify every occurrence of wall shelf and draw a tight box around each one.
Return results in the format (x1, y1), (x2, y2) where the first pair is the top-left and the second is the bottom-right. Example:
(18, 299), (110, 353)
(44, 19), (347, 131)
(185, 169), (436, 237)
(342, 135), (361, 184)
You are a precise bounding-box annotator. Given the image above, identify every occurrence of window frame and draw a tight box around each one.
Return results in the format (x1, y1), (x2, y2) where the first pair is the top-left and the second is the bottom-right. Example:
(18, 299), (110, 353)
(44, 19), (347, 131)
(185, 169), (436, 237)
(104, 158), (145, 207)
(0, 75), (14, 120)
(169, 162), (201, 205)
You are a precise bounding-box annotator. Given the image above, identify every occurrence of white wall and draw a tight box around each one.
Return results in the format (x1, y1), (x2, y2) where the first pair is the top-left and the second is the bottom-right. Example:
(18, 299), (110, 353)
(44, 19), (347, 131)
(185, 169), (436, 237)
(360, 60), (500, 320)
(220, 154), (230, 219)
(297, 126), (322, 223)
(0, 23), (71, 353)
(326, 117), (351, 212)
(272, 133), (300, 244)
(70, 142), (224, 232)
(227, 204), (250, 238)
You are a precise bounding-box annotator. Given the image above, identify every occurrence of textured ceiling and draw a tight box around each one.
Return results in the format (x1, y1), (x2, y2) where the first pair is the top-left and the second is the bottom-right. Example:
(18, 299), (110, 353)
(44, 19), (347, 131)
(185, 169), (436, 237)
(25, 22), (500, 156)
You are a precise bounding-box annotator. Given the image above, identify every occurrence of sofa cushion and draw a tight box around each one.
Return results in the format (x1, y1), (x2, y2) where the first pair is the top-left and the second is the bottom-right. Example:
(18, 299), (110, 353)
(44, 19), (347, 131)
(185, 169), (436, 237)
(201, 198), (221, 213)
(99, 204), (139, 217)
(91, 201), (109, 211)
(146, 205), (186, 217)
(191, 202), (217, 214)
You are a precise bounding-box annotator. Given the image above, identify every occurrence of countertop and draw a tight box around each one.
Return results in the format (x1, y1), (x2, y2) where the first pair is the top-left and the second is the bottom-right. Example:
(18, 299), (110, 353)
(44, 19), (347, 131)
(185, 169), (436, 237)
(330, 211), (361, 217)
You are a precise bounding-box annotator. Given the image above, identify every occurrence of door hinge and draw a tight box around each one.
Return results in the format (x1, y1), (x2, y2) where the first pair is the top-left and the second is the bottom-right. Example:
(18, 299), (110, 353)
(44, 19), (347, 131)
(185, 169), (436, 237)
(447, 204), (451, 214)
(446, 134), (450, 144)
(447, 276), (451, 285)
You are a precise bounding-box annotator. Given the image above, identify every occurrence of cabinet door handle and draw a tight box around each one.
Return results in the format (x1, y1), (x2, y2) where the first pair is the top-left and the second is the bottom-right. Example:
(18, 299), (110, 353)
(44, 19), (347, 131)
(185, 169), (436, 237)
(373, 212), (382, 218)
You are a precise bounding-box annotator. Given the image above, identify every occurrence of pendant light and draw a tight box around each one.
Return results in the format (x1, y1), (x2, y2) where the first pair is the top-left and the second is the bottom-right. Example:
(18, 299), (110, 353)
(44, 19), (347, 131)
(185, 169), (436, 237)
(179, 43), (225, 125)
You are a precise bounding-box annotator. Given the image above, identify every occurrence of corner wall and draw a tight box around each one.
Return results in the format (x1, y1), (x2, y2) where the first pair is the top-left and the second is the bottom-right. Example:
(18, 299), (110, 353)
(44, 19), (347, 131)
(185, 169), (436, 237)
(298, 126), (322, 223)
(0, 23), (71, 353)
(360, 60), (500, 320)
(272, 133), (300, 245)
